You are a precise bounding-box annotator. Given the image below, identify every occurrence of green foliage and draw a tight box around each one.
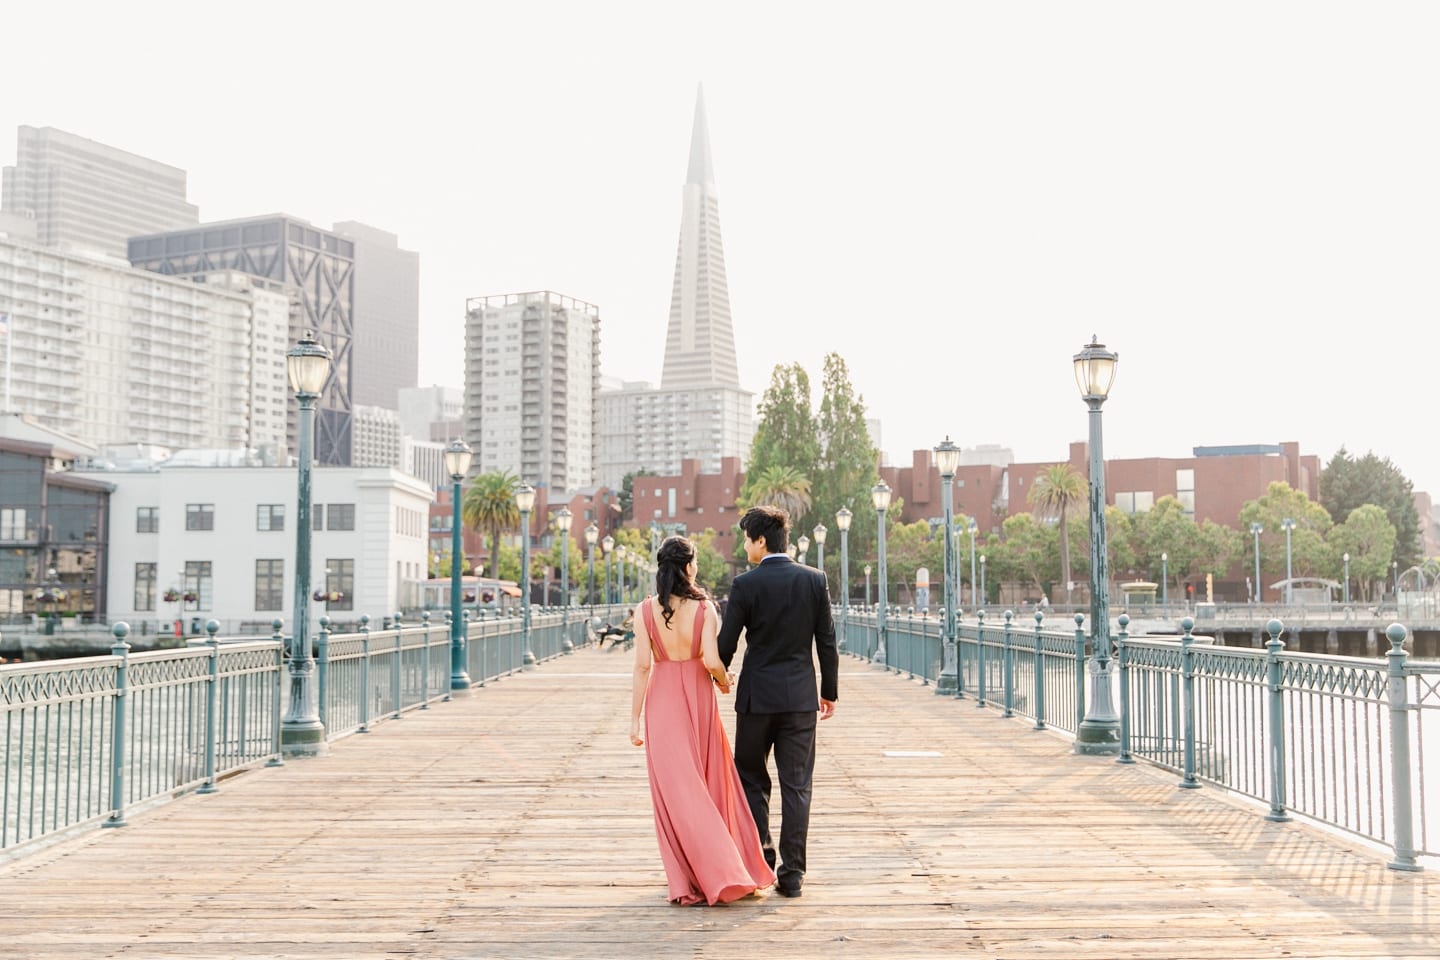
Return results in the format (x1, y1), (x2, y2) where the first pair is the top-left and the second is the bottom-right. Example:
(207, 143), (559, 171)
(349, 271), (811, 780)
(461, 471), (520, 580)
(741, 363), (821, 525)
(993, 513), (1059, 594)
(1237, 482), (1333, 594)
(1319, 448), (1420, 568)
(1028, 464), (1086, 597)
(691, 528), (733, 596)
(618, 470), (652, 524)
(812, 352), (879, 558)
(1327, 504), (1397, 602)
(743, 464), (814, 519)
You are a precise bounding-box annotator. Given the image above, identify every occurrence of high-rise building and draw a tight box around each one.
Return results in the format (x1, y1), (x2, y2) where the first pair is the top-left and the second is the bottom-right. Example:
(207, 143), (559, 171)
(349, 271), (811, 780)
(597, 86), (754, 487)
(398, 385), (463, 442)
(128, 216), (356, 466)
(1, 126), (198, 257)
(0, 233), (290, 454)
(351, 404), (403, 469)
(464, 291), (599, 494)
(333, 221), (418, 409)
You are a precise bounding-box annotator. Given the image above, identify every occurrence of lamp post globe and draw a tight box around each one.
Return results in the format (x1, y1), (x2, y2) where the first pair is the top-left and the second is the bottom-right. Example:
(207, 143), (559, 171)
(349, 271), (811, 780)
(585, 522), (599, 622)
(556, 507), (574, 653)
(813, 523), (827, 579)
(443, 438), (473, 692)
(872, 479), (892, 668)
(934, 436), (961, 695)
(835, 507), (852, 652)
(281, 331), (332, 756)
(797, 534), (810, 566)
(1072, 336), (1120, 755)
(515, 483), (537, 667)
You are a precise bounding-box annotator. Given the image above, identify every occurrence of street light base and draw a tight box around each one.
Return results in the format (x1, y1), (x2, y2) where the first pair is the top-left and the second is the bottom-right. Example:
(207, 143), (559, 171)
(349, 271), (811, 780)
(1074, 719), (1121, 755)
(449, 673), (473, 694)
(280, 722), (330, 758)
(1075, 656), (1120, 754)
(522, 651), (537, 670)
(935, 671), (957, 695)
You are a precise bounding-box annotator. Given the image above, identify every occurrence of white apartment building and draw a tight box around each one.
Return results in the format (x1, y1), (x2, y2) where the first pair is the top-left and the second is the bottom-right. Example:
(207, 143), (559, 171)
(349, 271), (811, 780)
(351, 404), (403, 469)
(596, 380), (754, 489)
(93, 463), (433, 631)
(0, 233), (291, 455)
(463, 291), (599, 494)
(404, 437), (446, 490)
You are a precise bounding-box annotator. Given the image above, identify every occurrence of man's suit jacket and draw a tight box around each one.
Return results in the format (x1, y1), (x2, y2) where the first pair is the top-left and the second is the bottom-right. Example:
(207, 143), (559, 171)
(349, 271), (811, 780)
(717, 554), (838, 713)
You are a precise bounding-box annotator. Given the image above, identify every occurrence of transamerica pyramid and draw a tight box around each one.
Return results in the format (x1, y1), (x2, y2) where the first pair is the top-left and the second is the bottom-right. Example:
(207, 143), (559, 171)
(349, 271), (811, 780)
(660, 85), (741, 389)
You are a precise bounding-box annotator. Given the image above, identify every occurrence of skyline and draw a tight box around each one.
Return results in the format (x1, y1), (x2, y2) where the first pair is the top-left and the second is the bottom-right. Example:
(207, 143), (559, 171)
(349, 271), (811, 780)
(3, 3), (1438, 498)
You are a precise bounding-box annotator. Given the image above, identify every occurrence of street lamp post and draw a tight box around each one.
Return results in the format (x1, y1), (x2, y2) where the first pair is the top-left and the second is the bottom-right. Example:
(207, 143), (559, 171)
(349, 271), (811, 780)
(1343, 552), (1350, 606)
(864, 564), (872, 607)
(797, 534), (810, 566)
(281, 331), (332, 757)
(967, 518), (979, 609)
(1282, 518), (1296, 605)
(556, 507), (573, 653)
(617, 546), (628, 604)
(1393, 560), (1400, 600)
(1073, 336), (1120, 755)
(836, 508), (851, 652)
(516, 483), (536, 668)
(813, 523), (827, 581)
(979, 554), (986, 606)
(443, 439), (473, 692)
(602, 534), (615, 604)
(585, 522), (599, 621)
(649, 519), (661, 559)
(872, 480), (892, 667)
(935, 437), (961, 695)
(1250, 523), (1263, 603)
(1161, 552), (1168, 608)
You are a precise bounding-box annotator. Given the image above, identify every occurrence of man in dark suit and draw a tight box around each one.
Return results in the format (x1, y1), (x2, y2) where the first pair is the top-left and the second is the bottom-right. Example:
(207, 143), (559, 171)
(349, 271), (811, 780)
(718, 505), (838, 898)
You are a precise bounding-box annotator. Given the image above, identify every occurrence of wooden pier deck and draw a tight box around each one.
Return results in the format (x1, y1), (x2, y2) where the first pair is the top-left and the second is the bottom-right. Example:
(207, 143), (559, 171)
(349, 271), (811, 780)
(2, 648), (1436, 959)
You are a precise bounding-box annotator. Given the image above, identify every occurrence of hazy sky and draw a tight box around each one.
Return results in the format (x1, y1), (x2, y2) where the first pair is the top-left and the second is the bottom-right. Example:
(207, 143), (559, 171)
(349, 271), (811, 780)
(6, 2), (1439, 497)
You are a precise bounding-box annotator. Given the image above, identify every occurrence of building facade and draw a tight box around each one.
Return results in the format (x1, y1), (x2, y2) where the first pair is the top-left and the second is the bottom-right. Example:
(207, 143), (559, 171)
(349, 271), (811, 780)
(333, 221), (418, 410)
(0, 234), (290, 455)
(1, 126), (198, 258)
(463, 291), (599, 494)
(351, 404), (403, 470)
(596, 381), (753, 488)
(128, 215), (356, 466)
(398, 385), (463, 442)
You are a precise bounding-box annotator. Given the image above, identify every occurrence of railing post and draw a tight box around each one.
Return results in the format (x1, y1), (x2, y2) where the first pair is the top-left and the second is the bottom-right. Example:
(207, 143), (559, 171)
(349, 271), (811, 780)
(1116, 613), (1134, 764)
(358, 614), (371, 734)
(267, 619), (285, 767)
(1385, 623), (1422, 871)
(1033, 611), (1046, 730)
(1074, 613), (1087, 733)
(103, 622), (131, 828)
(1179, 616), (1200, 789)
(443, 611), (454, 701)
(976, 610), (987, 707)
(198, 619), (221, 794)
(316, 616), (331, 732)
(1002, 610), (1015, 718)
(953, 610), (965, 697)
(392, 611), (404, 719)
(1263, 618), (1289, 821)
(420, 611), (431, 709)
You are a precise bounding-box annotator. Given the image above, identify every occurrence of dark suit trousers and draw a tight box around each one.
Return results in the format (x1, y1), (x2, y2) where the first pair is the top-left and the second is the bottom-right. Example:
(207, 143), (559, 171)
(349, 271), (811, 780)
(733, 710), (817, 886)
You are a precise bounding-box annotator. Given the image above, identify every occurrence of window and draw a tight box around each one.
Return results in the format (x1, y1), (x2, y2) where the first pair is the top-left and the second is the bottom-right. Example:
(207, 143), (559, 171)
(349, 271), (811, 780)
(134, 563), (157, 611)
(313, 504), (325, 531)
(327, 503), (355, 531)
(184, 561), (213, 610)
(1176, 469), (1196, 517)
(136, 507), (158, 533)
(255, 559), (284, 610)
(185, 504), (214, 531)
(256, 504), (285, 531)
(1115, 491), (1155, 515)
(324, 558), (355, 611)
(0, 507), (26, 540)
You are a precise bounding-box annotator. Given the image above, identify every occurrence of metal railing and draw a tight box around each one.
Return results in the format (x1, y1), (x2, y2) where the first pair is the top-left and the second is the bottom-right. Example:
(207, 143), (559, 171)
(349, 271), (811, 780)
(1, 607), (607, 855)
(841, 606), (1438, 870)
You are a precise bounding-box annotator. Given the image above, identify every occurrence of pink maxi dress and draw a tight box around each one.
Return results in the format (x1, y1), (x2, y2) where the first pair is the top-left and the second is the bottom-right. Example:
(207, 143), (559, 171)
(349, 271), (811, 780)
(640, 598), (775, 905)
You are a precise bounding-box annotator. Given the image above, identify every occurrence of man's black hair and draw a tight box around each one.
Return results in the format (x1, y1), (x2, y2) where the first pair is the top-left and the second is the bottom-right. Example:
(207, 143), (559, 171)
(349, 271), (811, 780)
(738, 505), (790, 554)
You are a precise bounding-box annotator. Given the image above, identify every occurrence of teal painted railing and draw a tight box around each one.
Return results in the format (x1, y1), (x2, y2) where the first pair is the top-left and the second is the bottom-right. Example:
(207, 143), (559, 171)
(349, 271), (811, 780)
(1, 606), (609, 854)
(841, 606), (1438, 870)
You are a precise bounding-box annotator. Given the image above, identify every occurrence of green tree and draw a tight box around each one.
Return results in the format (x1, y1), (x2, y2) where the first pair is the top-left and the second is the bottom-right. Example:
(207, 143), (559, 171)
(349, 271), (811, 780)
(1135, 496), (1201, 599)
(691, 528), (733, 596)
(1238, 482), (1333, 596)
(741, 363), (821, 524)
(1327, 503), (1397, 602)
(995, 513), (1060, 596)
(1028, 464), (1086, 603)
(812, 352), (879, 557)
(461, 471), (520, 580)
(618, 470), (653, 524)
(743, 464), (813, 519)
(1319, 448), (1420, 568)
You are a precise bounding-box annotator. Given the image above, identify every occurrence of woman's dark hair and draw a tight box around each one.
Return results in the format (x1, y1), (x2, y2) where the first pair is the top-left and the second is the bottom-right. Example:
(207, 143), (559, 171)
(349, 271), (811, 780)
(654, 535), (710, 628)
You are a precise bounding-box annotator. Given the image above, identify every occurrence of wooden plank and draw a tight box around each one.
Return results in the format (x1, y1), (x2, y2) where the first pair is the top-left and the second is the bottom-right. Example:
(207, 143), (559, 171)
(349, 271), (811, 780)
(0, 649), (1436, 959)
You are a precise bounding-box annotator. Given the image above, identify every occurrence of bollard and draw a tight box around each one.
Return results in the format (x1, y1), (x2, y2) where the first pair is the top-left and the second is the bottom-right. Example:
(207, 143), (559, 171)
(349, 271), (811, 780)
(392, 612), (403, 719)
(358, 614), (371, 733)
(1116, 613), (1134, 764)
(104, 622), (132, 827)
(1002, 610), (1015, 718)
(420, 611), (431, 709)
(198, 619), (221, 794)
(976, 611), (987, 707)
(1033, 611), (1046, 730)
(1074, 613), (1087, 734)
(316, 616), (331, 732)
(1385, 623), (1421, 871)
(1263, 618), (1289, 820)
(1179, 617), (1200, 789)
(267, 619), (285, 766)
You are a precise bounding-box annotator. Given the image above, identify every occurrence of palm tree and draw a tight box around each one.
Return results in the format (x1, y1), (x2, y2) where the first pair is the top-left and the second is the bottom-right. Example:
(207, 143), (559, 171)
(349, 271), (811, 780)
(745, 464), (813, 521)
(1028, 463), (1087, 601)
(462, 471), (521, 580)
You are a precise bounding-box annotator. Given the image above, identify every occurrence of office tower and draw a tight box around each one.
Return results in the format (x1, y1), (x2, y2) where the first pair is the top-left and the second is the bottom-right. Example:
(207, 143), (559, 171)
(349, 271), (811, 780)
(351, 404), (403, 469)
(129, 216), (355, 465)
(597, 86), (754, 487)
(333, 221), (418, 409)
(398, 385), (463, 442)
(2, 126), (198, 257)
(0, 234), (289, 453)
(464, 291), (599, 494)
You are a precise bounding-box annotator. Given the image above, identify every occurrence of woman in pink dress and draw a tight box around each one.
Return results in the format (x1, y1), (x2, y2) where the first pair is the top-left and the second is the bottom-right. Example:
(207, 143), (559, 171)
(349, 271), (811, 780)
(629, 536), (775, 905)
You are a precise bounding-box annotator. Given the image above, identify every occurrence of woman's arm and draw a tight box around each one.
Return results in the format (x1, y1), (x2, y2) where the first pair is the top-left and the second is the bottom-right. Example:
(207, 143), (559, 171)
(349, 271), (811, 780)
(699, 601), (730, 692)
(629, 601), (653, 745)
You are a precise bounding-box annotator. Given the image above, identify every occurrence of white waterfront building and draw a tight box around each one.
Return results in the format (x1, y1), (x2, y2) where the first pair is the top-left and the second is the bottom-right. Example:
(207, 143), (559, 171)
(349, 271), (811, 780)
(93, 463), (433, 634)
